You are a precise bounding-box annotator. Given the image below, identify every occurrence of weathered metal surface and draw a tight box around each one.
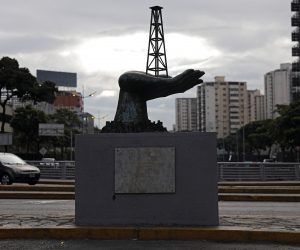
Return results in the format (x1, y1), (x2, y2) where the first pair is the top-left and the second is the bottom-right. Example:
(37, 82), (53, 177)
(101, 70), (204, 132)
(114, 147), (175, 193)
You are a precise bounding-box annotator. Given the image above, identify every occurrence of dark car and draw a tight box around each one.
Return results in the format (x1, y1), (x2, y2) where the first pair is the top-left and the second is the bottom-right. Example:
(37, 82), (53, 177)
(0, 153), (40, 185)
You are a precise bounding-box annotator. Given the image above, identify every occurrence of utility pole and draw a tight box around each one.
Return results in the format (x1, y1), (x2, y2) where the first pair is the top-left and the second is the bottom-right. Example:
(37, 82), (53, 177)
(146, 6), (168, 76)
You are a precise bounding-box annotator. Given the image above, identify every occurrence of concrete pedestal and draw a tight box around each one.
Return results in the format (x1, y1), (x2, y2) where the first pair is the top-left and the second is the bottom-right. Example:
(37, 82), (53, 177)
(75, 132), (219, 226)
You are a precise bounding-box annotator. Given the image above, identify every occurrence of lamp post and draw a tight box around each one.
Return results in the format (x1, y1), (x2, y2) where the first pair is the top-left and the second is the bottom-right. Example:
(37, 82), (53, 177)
(218, 119), (226, 162)
(81, 91), (96, 134)
(70, 130), (73, 160)
(82, 91), (96, 113)
(242, 124), (245, 162)
(242, 104), (255, 162)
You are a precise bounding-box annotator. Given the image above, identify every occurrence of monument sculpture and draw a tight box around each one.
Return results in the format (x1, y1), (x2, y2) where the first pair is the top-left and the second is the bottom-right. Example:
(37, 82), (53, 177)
(101, 70), (205, 132)
(75, 6), (219, 227)
(101, 5), (205, 132)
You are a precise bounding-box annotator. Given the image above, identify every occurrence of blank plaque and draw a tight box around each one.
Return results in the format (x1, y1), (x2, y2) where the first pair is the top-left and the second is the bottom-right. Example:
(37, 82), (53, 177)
(115, 147), (175, 194)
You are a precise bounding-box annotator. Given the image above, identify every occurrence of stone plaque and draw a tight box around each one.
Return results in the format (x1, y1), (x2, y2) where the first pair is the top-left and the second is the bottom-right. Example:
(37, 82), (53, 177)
(115, 147), (175, 193)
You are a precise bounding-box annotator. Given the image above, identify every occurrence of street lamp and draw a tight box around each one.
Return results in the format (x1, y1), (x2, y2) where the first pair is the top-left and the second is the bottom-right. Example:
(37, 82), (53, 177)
(82, 91), (96, 113)
(81, 91), (96, 134)
(219, 119), (226, 161)
(242, 104), (255, 162)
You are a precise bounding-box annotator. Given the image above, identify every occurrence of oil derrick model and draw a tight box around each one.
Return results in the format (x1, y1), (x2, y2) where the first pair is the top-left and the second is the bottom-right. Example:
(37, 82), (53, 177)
(146, 6), (168, 76)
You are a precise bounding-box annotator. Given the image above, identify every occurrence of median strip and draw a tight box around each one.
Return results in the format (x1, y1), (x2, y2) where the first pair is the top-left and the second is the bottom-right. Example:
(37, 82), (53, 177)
(0, 227), (299, 244)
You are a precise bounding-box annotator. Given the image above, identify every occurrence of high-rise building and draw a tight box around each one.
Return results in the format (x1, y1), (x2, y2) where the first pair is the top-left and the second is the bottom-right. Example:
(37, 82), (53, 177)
(264, 63), (292, 119)
(291, 0), (300, 101)
(197, 76), (248, 138)
(247, 89), (265, 122)
(197, 82), (216, 133)
(175, 98), (197, 131)
(254, 94), (265, 121)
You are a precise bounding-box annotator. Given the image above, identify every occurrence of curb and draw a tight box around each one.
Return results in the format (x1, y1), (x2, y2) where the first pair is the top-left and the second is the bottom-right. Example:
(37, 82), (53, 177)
(0, 185), (74, 192)
(1, 192), (300, 202)
(219, 181), (300, 186)
(219, 187), (300, 194)
(0, 191), (74, 200)
(2, 186), (300, 194)
(0, 227), (299, 245)
(219, 194), (300, 202)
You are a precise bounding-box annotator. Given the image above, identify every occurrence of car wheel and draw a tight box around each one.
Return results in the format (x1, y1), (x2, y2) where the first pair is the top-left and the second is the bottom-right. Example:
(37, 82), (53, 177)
(1, 174), (13, 185)
(28, 181), (38, 185)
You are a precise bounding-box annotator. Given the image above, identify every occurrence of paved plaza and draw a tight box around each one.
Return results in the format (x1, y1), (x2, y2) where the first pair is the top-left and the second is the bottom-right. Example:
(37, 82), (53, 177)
(0, 200), (299, 232)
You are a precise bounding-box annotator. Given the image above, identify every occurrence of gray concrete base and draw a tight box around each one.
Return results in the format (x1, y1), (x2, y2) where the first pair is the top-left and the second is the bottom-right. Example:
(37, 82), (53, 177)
(75, 132), (219, 226)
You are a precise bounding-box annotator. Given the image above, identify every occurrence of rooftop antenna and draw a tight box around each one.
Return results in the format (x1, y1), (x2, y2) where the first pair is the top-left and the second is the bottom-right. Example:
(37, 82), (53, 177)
(146, 6), (168, 77)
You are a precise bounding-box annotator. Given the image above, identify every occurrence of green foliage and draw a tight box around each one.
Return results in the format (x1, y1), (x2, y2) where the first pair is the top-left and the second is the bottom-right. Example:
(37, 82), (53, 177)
(49, 108), (82, 130)
(48, 109), (82, 159)
(243, 119), (274, 155)
(10, 105), (47, 153)
(30, 80), (57, 104)
(10, 107), (83, 159)
(273, 101), (300, 151)
(0, 56), (57, 132)
(225, 101), (300, 161)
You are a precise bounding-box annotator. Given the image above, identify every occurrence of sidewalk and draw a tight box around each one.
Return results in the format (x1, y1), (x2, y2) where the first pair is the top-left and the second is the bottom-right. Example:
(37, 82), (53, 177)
(0, 201), (299, 244)
(0, 214), (299, 232)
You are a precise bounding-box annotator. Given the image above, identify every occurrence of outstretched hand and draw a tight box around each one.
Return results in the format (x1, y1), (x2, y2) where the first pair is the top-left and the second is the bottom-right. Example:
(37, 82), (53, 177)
(118, 69), (205, 101)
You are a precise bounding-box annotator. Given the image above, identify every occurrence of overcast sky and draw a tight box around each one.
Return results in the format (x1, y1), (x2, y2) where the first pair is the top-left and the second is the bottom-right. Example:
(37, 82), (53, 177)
(0, 0), (292, 129)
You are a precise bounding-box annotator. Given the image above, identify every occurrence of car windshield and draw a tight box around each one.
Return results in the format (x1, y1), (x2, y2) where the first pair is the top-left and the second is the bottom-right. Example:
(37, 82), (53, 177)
(0, 154), (26, 165)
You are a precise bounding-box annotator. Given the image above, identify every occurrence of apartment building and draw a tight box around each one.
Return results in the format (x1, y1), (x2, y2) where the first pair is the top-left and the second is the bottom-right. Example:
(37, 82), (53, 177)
(247, 89), (265, 122)
(197, 76), (248, 138)
(175, 98), (197, 131)
(264, 63), (292, 119)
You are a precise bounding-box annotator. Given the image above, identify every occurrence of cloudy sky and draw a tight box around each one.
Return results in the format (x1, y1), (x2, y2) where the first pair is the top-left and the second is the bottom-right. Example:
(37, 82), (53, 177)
(0, 0), (292, 129)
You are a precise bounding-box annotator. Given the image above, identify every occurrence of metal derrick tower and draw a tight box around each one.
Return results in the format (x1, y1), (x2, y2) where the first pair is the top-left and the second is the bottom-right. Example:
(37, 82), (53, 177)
(291, 0), (300, 101)
(146, 6), (168, 77)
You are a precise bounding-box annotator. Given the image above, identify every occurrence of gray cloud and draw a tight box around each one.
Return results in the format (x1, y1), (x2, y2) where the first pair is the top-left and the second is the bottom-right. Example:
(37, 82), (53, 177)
(0, 35), (75, 54)
(0, 0), (293, 129)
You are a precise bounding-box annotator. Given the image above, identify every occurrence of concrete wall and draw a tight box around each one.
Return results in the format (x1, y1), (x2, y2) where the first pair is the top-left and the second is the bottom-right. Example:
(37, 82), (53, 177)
(75, 132), (219, 226)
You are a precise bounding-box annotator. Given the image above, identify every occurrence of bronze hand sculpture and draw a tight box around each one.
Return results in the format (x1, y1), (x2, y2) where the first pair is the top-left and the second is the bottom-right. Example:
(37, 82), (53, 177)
(102, 69), (205, 132)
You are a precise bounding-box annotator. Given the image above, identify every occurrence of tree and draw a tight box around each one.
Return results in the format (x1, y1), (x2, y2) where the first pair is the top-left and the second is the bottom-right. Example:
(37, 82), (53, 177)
(10, 105), (47, 154)
(222, 134), (238, 161)
(241, 120), (274, 159)
(49, 109), (82, 159)
(0, 57), (57, 132)
(272, 101), (300, 160)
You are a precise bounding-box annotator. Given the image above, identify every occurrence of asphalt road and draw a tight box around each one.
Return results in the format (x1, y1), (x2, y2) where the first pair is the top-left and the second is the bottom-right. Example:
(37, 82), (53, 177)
(0, 200), (74, 217)
(0, 239), (299, 250)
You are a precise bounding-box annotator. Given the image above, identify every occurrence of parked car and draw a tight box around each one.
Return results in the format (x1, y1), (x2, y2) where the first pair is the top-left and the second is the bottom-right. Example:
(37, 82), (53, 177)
(0, 153), (40, 185)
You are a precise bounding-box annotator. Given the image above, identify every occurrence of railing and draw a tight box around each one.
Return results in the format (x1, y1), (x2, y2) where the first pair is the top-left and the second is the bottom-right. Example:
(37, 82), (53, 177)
(27, 161), (300, 181)
(218, 162), (300, 181)
(27, 161), (75, 180)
